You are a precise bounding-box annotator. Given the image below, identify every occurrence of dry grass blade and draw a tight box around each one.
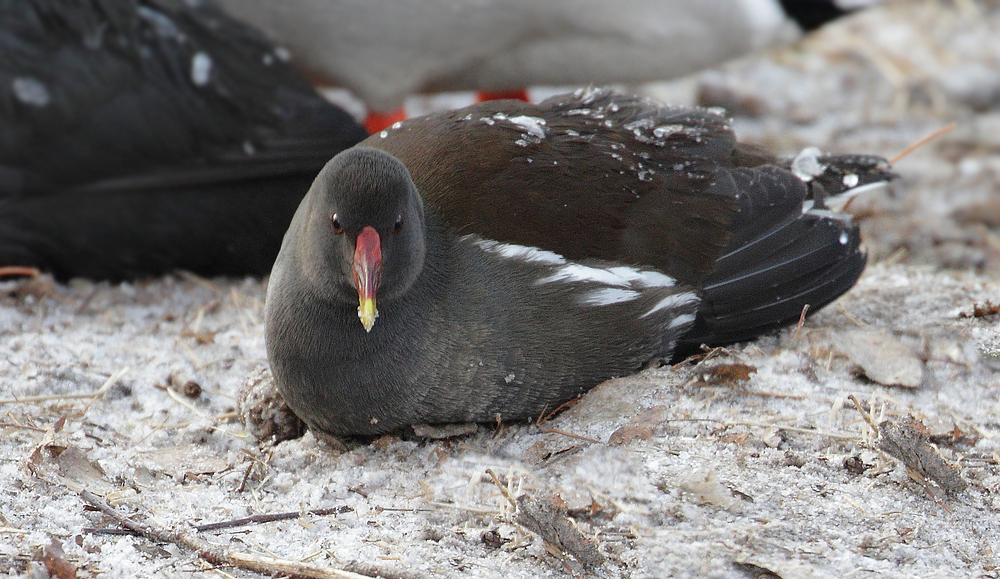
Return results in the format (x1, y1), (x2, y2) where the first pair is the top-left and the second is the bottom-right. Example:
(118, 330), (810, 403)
(889, 123), (956, 164)
(81, 367), (129, 416)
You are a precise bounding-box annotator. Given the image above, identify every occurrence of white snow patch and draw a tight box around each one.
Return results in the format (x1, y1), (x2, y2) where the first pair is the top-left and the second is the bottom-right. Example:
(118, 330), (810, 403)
(791, 146), (827, 182)
(12, 77), (50, 107)
(507, 116), (547, 139)
(191, 52), (213, 86)
(653, 124), (684, 138)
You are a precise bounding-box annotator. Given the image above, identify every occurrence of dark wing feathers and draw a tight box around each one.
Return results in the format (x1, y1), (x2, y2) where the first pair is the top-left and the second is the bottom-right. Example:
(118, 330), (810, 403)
(676, 164), (869, 352)
(367, 88), (740, 283)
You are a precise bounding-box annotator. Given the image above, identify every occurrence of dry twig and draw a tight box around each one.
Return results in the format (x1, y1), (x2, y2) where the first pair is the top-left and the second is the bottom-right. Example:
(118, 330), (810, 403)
(194, 506), (354, 532)
(792, 304), (810, 341)
(78, 490), (426, 579)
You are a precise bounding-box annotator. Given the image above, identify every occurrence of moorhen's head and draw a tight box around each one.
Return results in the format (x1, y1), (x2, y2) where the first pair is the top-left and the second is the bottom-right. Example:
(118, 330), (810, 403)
(300, 147), (427, 331)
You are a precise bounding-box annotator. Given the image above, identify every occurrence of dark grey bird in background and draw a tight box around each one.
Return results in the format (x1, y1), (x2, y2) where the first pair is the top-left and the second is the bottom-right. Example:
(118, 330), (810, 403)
(0, 0), (367, 280)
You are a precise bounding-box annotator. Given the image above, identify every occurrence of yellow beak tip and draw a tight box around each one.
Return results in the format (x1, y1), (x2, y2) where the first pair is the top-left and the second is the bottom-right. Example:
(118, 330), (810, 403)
(358, 299), (378, 332)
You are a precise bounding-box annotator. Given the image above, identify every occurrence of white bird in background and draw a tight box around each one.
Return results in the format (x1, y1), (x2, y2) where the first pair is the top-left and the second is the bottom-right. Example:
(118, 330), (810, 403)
(215, 0), (883, 130)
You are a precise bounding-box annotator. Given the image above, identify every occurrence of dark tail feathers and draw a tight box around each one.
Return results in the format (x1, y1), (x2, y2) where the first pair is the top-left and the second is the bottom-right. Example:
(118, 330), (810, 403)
(675, 153), (894, 356)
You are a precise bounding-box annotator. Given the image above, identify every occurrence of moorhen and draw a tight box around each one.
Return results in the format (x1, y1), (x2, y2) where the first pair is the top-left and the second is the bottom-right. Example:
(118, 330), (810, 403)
(265, 88), (894, 437)
(0, 0), (367, 280)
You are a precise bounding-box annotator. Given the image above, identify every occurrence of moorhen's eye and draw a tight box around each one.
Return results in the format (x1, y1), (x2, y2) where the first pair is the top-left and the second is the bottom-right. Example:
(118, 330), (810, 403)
(331, 214), (344, 234)
(393, 216), (404, 233)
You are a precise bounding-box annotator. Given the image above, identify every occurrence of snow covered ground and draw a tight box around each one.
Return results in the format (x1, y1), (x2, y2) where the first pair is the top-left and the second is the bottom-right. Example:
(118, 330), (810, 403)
(3, 1), (1000, 577)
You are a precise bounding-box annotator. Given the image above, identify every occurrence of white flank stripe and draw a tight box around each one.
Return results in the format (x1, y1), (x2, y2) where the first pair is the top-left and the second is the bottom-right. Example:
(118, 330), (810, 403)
(536, 264), (632, 286)
(603, 266), (676, 288)
(638, 270), (676, 288)
(581, 288), (640, 306)
(668, 313), (697, 329)
(642, 292), (699, 318)
(474, 239), (566, 265)
(605, 266), (642, 282)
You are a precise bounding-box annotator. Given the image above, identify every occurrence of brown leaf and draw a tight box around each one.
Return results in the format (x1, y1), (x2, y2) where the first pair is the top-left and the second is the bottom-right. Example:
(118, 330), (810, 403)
(42, 538), (77, 579)
(928, 425), (979, 449)
(958, 300), (1000, 318)
(878, 415), (967, 493)
(58, 447), (114, 492)
(719, 433), (751, 446)
(706, 363), (757, 385)
(609, 406), (670, 445)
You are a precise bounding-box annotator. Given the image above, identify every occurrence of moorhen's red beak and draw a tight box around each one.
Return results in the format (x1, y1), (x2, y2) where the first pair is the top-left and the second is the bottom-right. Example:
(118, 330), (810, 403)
(353, 226), (382, 332)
